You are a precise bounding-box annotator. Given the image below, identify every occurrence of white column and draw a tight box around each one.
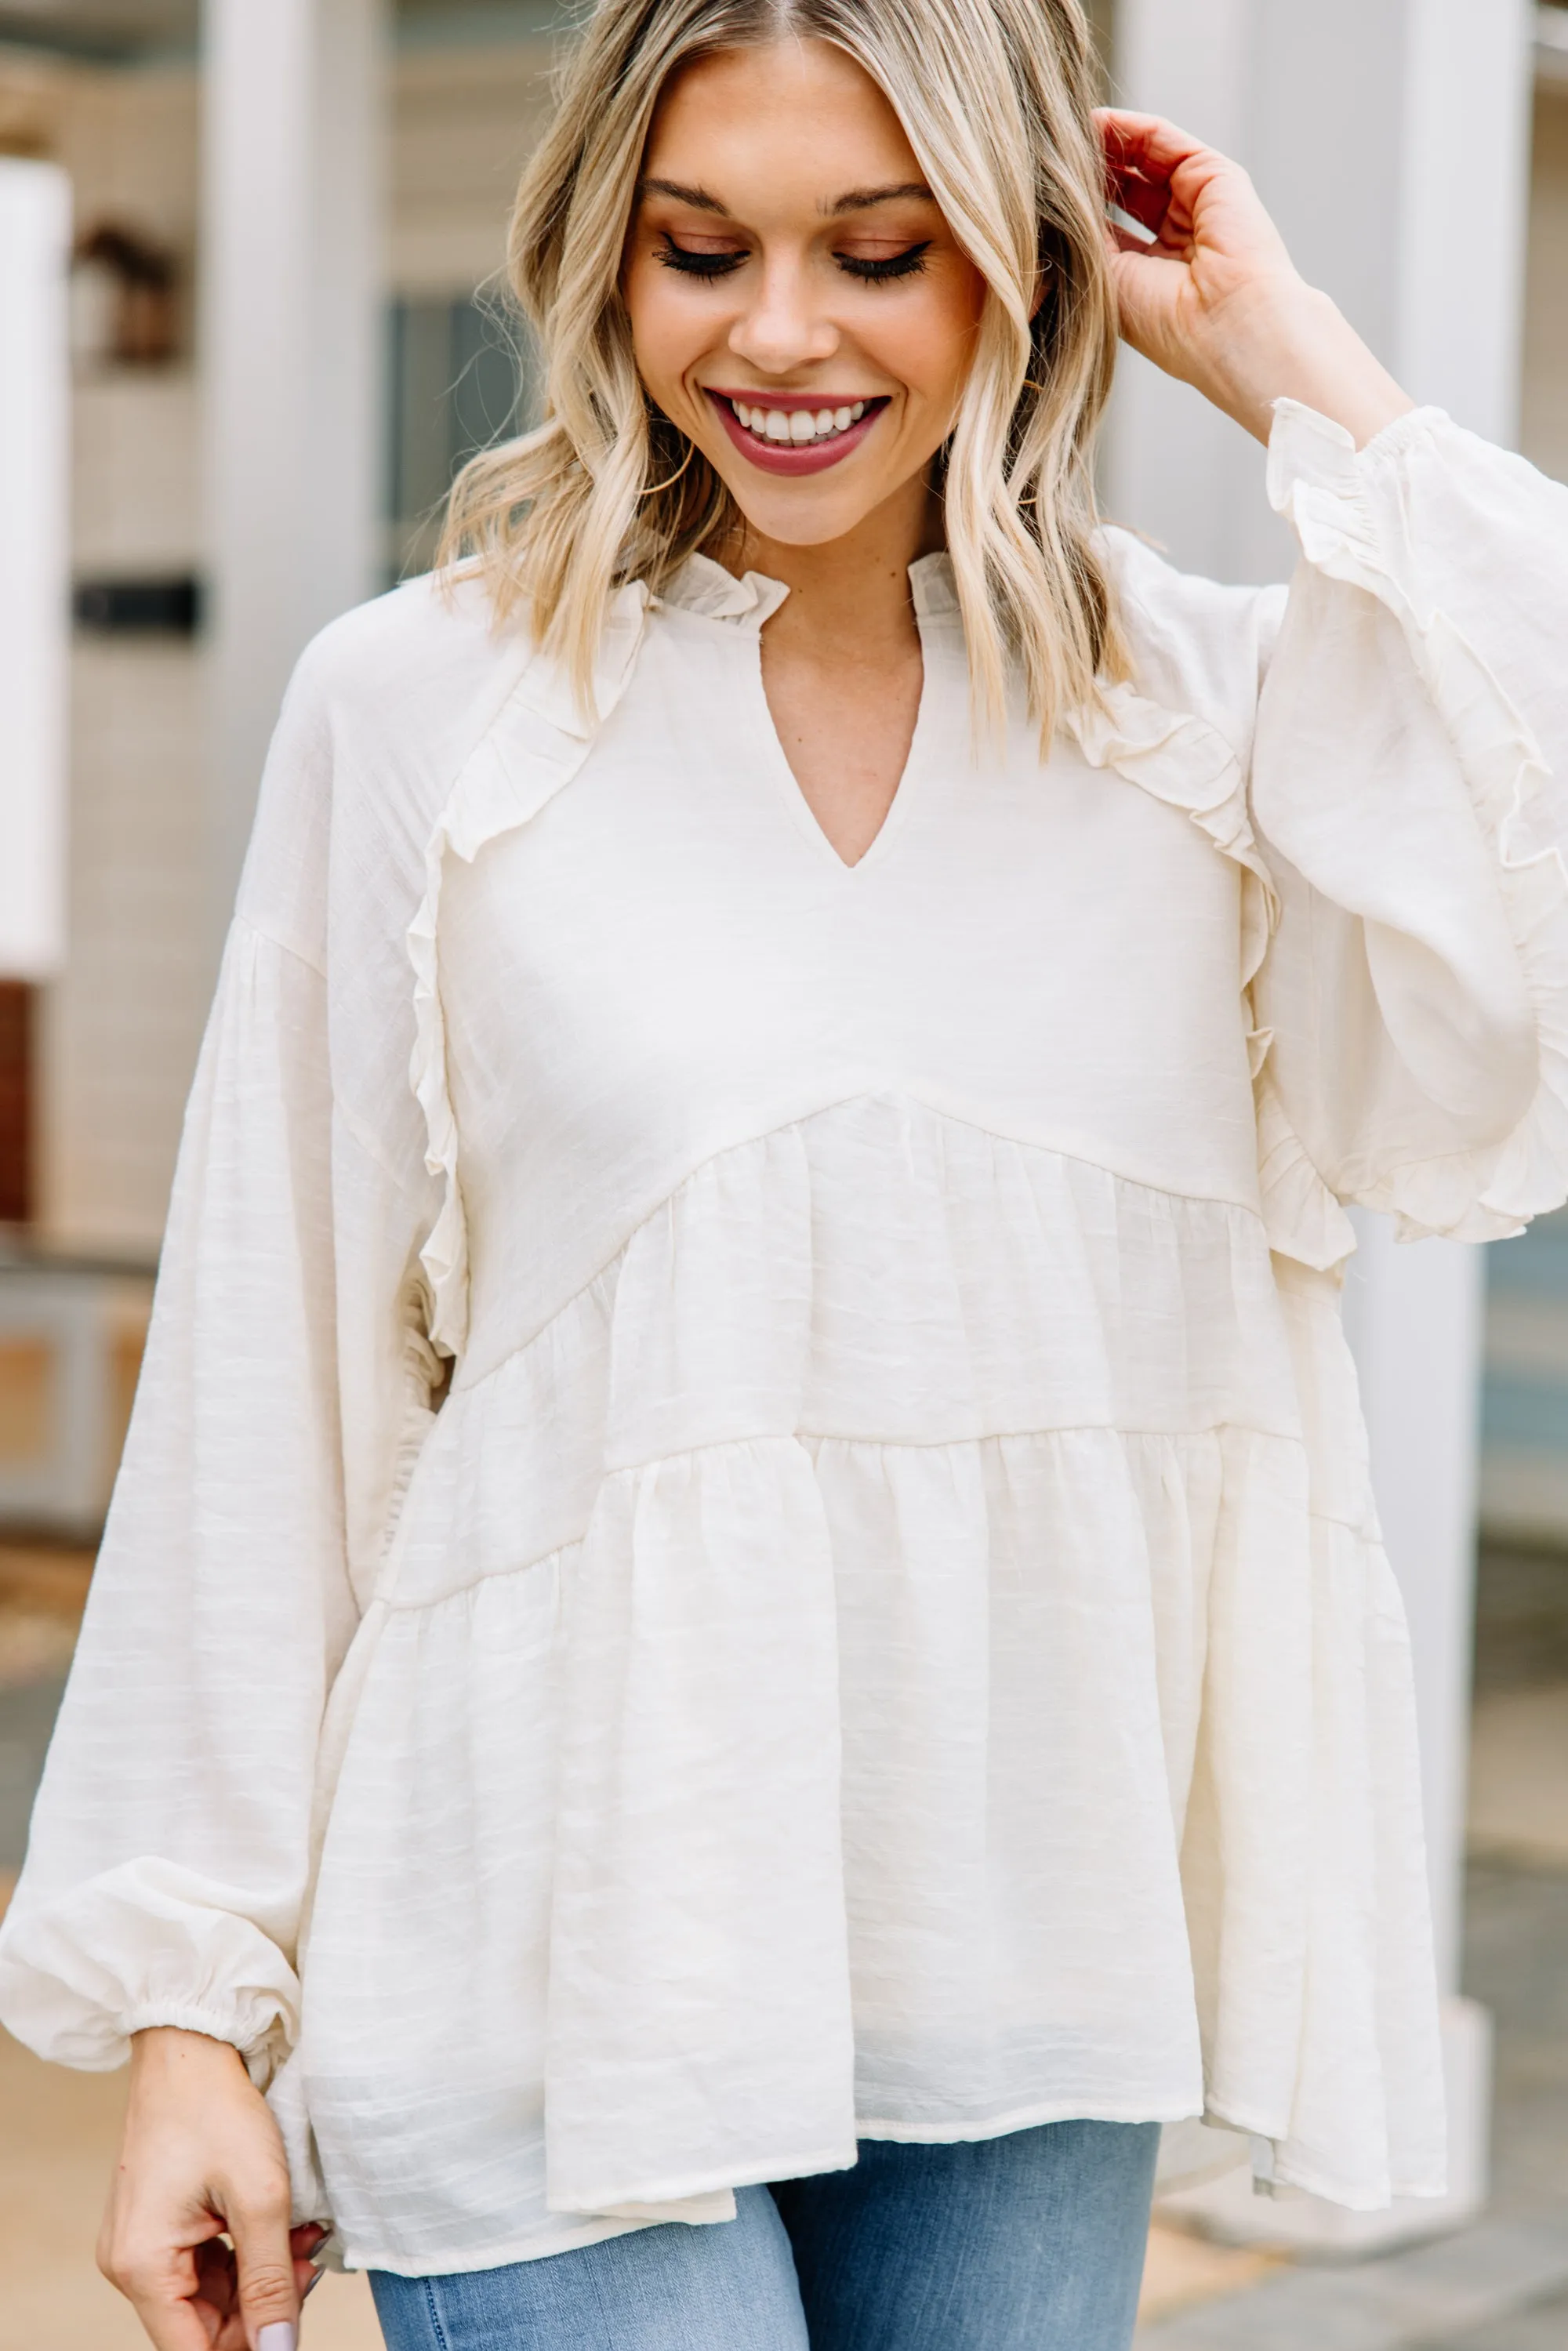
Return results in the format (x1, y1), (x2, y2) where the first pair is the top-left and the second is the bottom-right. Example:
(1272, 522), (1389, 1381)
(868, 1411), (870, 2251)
(1109, 0), (1537, 2251)
(0, 159), (71, 981)
(1098, 0), (1269, 580)
(1341, 1221), (1487, 2008)
(201, 0), (389, 923)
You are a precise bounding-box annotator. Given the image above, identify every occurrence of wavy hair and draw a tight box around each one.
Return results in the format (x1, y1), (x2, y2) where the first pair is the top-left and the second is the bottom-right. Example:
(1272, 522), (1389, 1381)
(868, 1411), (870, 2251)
(439, 0), (1127, 742)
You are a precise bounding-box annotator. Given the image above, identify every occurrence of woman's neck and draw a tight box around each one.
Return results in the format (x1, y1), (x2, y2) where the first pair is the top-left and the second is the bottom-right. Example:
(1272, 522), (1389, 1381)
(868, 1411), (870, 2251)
(723, 473), (942, 666)
(716, 472), (940, 865)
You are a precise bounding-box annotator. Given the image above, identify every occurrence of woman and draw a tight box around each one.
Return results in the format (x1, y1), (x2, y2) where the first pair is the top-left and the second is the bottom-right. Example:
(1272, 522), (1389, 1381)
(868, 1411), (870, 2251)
(4, 0), (1565, 2345)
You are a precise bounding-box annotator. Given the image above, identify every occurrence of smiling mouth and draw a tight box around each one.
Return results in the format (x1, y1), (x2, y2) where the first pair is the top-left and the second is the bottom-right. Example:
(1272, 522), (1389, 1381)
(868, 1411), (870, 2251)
(721, 394), (877, 447)
(704, 388), (890, 473)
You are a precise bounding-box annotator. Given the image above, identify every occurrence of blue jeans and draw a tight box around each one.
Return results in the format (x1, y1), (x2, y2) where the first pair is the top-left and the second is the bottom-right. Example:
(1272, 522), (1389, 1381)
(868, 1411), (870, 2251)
(370, 2120), (1161, 2350)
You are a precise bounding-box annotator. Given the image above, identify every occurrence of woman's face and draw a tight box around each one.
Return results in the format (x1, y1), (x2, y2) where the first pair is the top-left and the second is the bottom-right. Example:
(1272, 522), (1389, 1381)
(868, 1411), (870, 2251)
(622, 38), (988, 549)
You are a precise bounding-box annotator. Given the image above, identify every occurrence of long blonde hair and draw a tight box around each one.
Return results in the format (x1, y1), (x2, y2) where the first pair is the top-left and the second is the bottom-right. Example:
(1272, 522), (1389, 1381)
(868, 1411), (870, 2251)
(439, 0), (1127, 742)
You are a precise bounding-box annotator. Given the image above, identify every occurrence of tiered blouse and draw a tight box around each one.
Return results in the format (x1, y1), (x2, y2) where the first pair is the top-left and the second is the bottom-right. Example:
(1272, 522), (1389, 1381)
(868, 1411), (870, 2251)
(3, 403), (1567, 2277)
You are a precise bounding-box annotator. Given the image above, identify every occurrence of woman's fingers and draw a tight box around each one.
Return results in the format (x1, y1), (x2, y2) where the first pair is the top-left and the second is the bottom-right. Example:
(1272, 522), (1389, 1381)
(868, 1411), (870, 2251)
(1095, 107), (1211, 183)
(102, 2221), (262, 2350)
(1100, 104), (1299, 315)
(1106, 166), (1171, 238)
(290, 2221), (328, 2305)
(1096, 109), (1238, 238)
(227, 2176), (302, 2349)
(98, 2234), (228, 2351)
(1096, 111), (1225, 262)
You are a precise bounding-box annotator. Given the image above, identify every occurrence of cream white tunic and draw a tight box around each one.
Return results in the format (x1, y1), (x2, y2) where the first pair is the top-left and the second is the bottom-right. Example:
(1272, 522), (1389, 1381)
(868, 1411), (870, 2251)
(4, 403), (1567, 2276)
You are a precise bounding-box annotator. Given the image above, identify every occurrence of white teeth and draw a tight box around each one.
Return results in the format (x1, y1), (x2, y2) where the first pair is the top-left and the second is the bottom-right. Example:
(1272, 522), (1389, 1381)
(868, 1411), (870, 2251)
(731, 397), (873, 444)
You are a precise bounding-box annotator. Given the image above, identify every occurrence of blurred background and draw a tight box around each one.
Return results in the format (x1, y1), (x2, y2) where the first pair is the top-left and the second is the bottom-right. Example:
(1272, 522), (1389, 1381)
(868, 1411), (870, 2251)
(0, 2), (1565, 2346)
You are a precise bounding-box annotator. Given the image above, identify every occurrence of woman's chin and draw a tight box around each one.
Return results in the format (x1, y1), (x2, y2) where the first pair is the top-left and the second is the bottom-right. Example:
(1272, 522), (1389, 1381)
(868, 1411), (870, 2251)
(716, 473), (899, 551)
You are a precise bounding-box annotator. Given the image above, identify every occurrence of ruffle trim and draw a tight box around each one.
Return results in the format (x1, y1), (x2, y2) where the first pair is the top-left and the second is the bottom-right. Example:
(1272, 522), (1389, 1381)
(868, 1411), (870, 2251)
(652, 551), (789, 627)
(1269, 397), (1568, 1243)
(654, 547), (956, 626)
(408, 583), (651, 1356)
(1062, 684), (1356, 1267)
(1254, 1075), (1358, 1274)
(1064, 686), (1277, 991)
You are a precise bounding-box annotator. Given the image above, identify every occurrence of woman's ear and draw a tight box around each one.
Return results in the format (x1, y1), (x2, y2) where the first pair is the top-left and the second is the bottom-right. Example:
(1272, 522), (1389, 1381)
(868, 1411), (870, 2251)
(1029, 255), (1052, 321)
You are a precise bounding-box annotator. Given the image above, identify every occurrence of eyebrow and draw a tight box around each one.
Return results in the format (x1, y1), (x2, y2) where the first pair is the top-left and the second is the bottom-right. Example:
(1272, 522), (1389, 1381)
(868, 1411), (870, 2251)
(825, 182), (935, 215)
(638, 177), (728, 213)
(635, 176), (937, 218)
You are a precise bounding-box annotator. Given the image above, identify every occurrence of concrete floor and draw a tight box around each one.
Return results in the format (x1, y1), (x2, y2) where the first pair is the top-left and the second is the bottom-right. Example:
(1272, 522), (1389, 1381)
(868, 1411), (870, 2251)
(3, 1541), (1566, 2350)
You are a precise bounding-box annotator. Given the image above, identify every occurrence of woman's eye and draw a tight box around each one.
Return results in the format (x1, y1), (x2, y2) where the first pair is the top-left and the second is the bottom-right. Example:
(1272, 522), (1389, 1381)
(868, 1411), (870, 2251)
(656, 238), (746, 279)
(836, 242), (932, 283)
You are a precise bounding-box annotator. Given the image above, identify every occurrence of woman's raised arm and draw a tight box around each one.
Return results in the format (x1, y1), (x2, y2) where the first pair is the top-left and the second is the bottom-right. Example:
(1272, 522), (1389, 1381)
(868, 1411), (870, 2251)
(1097, 107), (1413, 450)
(1094, 108), (1568, 1260)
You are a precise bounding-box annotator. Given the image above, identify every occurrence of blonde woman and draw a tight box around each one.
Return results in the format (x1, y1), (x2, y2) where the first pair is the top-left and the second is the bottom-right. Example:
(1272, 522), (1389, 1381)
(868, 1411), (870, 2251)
(5, 0), (1567, 2346)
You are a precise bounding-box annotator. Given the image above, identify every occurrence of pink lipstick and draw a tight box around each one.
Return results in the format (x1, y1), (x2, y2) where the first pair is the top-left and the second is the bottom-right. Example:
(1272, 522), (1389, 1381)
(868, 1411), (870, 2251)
(705, 388), (887, 476)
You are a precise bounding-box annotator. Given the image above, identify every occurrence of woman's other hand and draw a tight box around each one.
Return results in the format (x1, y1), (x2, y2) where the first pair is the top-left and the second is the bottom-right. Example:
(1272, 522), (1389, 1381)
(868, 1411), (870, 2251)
(98, 2027), (323, 2350)
(1096, 108), (1414, 448)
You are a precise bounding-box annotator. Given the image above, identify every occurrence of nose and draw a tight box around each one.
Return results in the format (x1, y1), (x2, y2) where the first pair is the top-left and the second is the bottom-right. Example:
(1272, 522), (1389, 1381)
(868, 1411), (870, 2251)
(727, 252), (839, 376)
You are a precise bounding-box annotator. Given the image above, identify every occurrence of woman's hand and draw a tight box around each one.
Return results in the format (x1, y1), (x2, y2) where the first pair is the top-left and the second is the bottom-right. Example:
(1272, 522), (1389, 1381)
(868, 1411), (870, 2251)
(98, 2027), (324, 2350)
(1097, 109), (1414, 449)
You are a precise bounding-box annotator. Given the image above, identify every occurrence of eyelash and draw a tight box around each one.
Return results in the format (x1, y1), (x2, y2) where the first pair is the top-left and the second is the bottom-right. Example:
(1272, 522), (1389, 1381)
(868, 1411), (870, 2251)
(655, 238), (931, 284)
(840, 244), (931, 281)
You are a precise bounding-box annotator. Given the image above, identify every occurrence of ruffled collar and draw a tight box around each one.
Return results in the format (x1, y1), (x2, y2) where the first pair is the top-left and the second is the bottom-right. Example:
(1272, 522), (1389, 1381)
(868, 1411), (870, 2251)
(656, 553), (789, 626)
(658, 549), (959, 627)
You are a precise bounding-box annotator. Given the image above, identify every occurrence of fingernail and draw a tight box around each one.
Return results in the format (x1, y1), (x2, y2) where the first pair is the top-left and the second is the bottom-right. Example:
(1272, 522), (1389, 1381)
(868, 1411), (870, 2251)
(257, 2327), (298, 2351)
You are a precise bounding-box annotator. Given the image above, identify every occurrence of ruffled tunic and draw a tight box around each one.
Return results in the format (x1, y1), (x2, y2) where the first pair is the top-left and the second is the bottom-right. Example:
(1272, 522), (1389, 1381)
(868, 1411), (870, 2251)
(4, 403), (1567, 2277)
